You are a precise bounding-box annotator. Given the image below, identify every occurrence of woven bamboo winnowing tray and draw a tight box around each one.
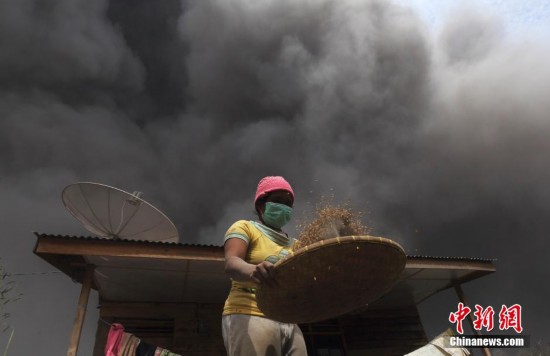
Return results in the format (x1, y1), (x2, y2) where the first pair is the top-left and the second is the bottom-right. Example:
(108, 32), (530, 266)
(256, 235), (406, 324)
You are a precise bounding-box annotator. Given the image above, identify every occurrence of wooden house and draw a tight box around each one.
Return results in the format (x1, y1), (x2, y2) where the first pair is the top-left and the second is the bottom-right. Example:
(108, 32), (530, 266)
(33, 233), (495, 356)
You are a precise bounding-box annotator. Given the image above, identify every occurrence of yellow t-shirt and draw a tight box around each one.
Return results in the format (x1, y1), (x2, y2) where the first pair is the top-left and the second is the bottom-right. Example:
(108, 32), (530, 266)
(223, 220), (297, 316)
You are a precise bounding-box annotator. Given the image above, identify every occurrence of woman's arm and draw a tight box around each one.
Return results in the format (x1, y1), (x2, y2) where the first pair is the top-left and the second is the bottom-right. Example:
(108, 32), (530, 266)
(224, 238), (277, 287)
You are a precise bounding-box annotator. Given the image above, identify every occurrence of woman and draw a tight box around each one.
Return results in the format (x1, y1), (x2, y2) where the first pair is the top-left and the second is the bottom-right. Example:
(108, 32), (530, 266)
(222, 176), (307, 356)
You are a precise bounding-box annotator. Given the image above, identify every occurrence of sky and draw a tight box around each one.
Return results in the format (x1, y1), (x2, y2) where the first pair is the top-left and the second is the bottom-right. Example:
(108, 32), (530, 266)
(399, 0), (550, 34)
(1, 0), (549, 355)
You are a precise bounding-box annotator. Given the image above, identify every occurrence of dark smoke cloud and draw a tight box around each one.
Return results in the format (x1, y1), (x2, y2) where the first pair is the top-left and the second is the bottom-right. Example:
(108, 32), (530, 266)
(0, 0), (548, 354)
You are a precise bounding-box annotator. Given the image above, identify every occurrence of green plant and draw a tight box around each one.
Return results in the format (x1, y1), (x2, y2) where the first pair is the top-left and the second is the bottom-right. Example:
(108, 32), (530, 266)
(1, 259), (22, 356)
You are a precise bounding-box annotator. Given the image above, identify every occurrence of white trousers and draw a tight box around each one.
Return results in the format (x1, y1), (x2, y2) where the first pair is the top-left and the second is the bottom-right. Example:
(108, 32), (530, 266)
(222, 314), (308, 356)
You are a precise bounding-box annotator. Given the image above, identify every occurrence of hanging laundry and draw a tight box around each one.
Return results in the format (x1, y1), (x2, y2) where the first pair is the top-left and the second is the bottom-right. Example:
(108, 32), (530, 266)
(104, 322), (181, 356)
(105, 323), (125, 356)
(119, 333), (140, 356)
(154, 349), (180, 356)
(135, 340), (156, 356)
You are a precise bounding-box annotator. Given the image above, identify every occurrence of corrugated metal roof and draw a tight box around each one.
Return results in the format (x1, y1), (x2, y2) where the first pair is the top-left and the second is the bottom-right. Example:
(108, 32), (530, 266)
(33, 232), (496, 262)
(407, 255), (497, 263)
(33, 232), (223, 248)
(33, 232), (496, 306)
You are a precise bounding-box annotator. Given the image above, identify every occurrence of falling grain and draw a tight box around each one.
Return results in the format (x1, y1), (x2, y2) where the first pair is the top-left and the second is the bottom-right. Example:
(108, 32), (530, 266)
(296, 202), (370, 249)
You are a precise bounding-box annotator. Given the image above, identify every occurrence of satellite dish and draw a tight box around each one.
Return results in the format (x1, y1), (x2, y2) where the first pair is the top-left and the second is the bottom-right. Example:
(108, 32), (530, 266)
(62, 182), (179, 243)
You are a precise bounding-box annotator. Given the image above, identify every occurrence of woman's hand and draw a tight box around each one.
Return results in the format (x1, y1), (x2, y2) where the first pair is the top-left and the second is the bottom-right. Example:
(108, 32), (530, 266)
(249, 261), (277, 287)
(224, 238), (277, 287)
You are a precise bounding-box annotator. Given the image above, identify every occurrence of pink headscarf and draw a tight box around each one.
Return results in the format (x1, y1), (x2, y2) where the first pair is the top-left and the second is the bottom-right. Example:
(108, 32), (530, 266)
(254, 176), (294, 205)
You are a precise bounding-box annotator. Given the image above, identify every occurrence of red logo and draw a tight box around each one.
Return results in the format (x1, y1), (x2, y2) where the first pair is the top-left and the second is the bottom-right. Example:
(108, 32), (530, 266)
(473, 305), (494, 331)
(449, 303), (523, 334)
(449, 302), (471, 334)
(499, 304), (523, 333)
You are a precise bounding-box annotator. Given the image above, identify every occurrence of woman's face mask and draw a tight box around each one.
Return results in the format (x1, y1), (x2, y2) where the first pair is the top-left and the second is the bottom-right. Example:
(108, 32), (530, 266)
(262, 202), (293, 229)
